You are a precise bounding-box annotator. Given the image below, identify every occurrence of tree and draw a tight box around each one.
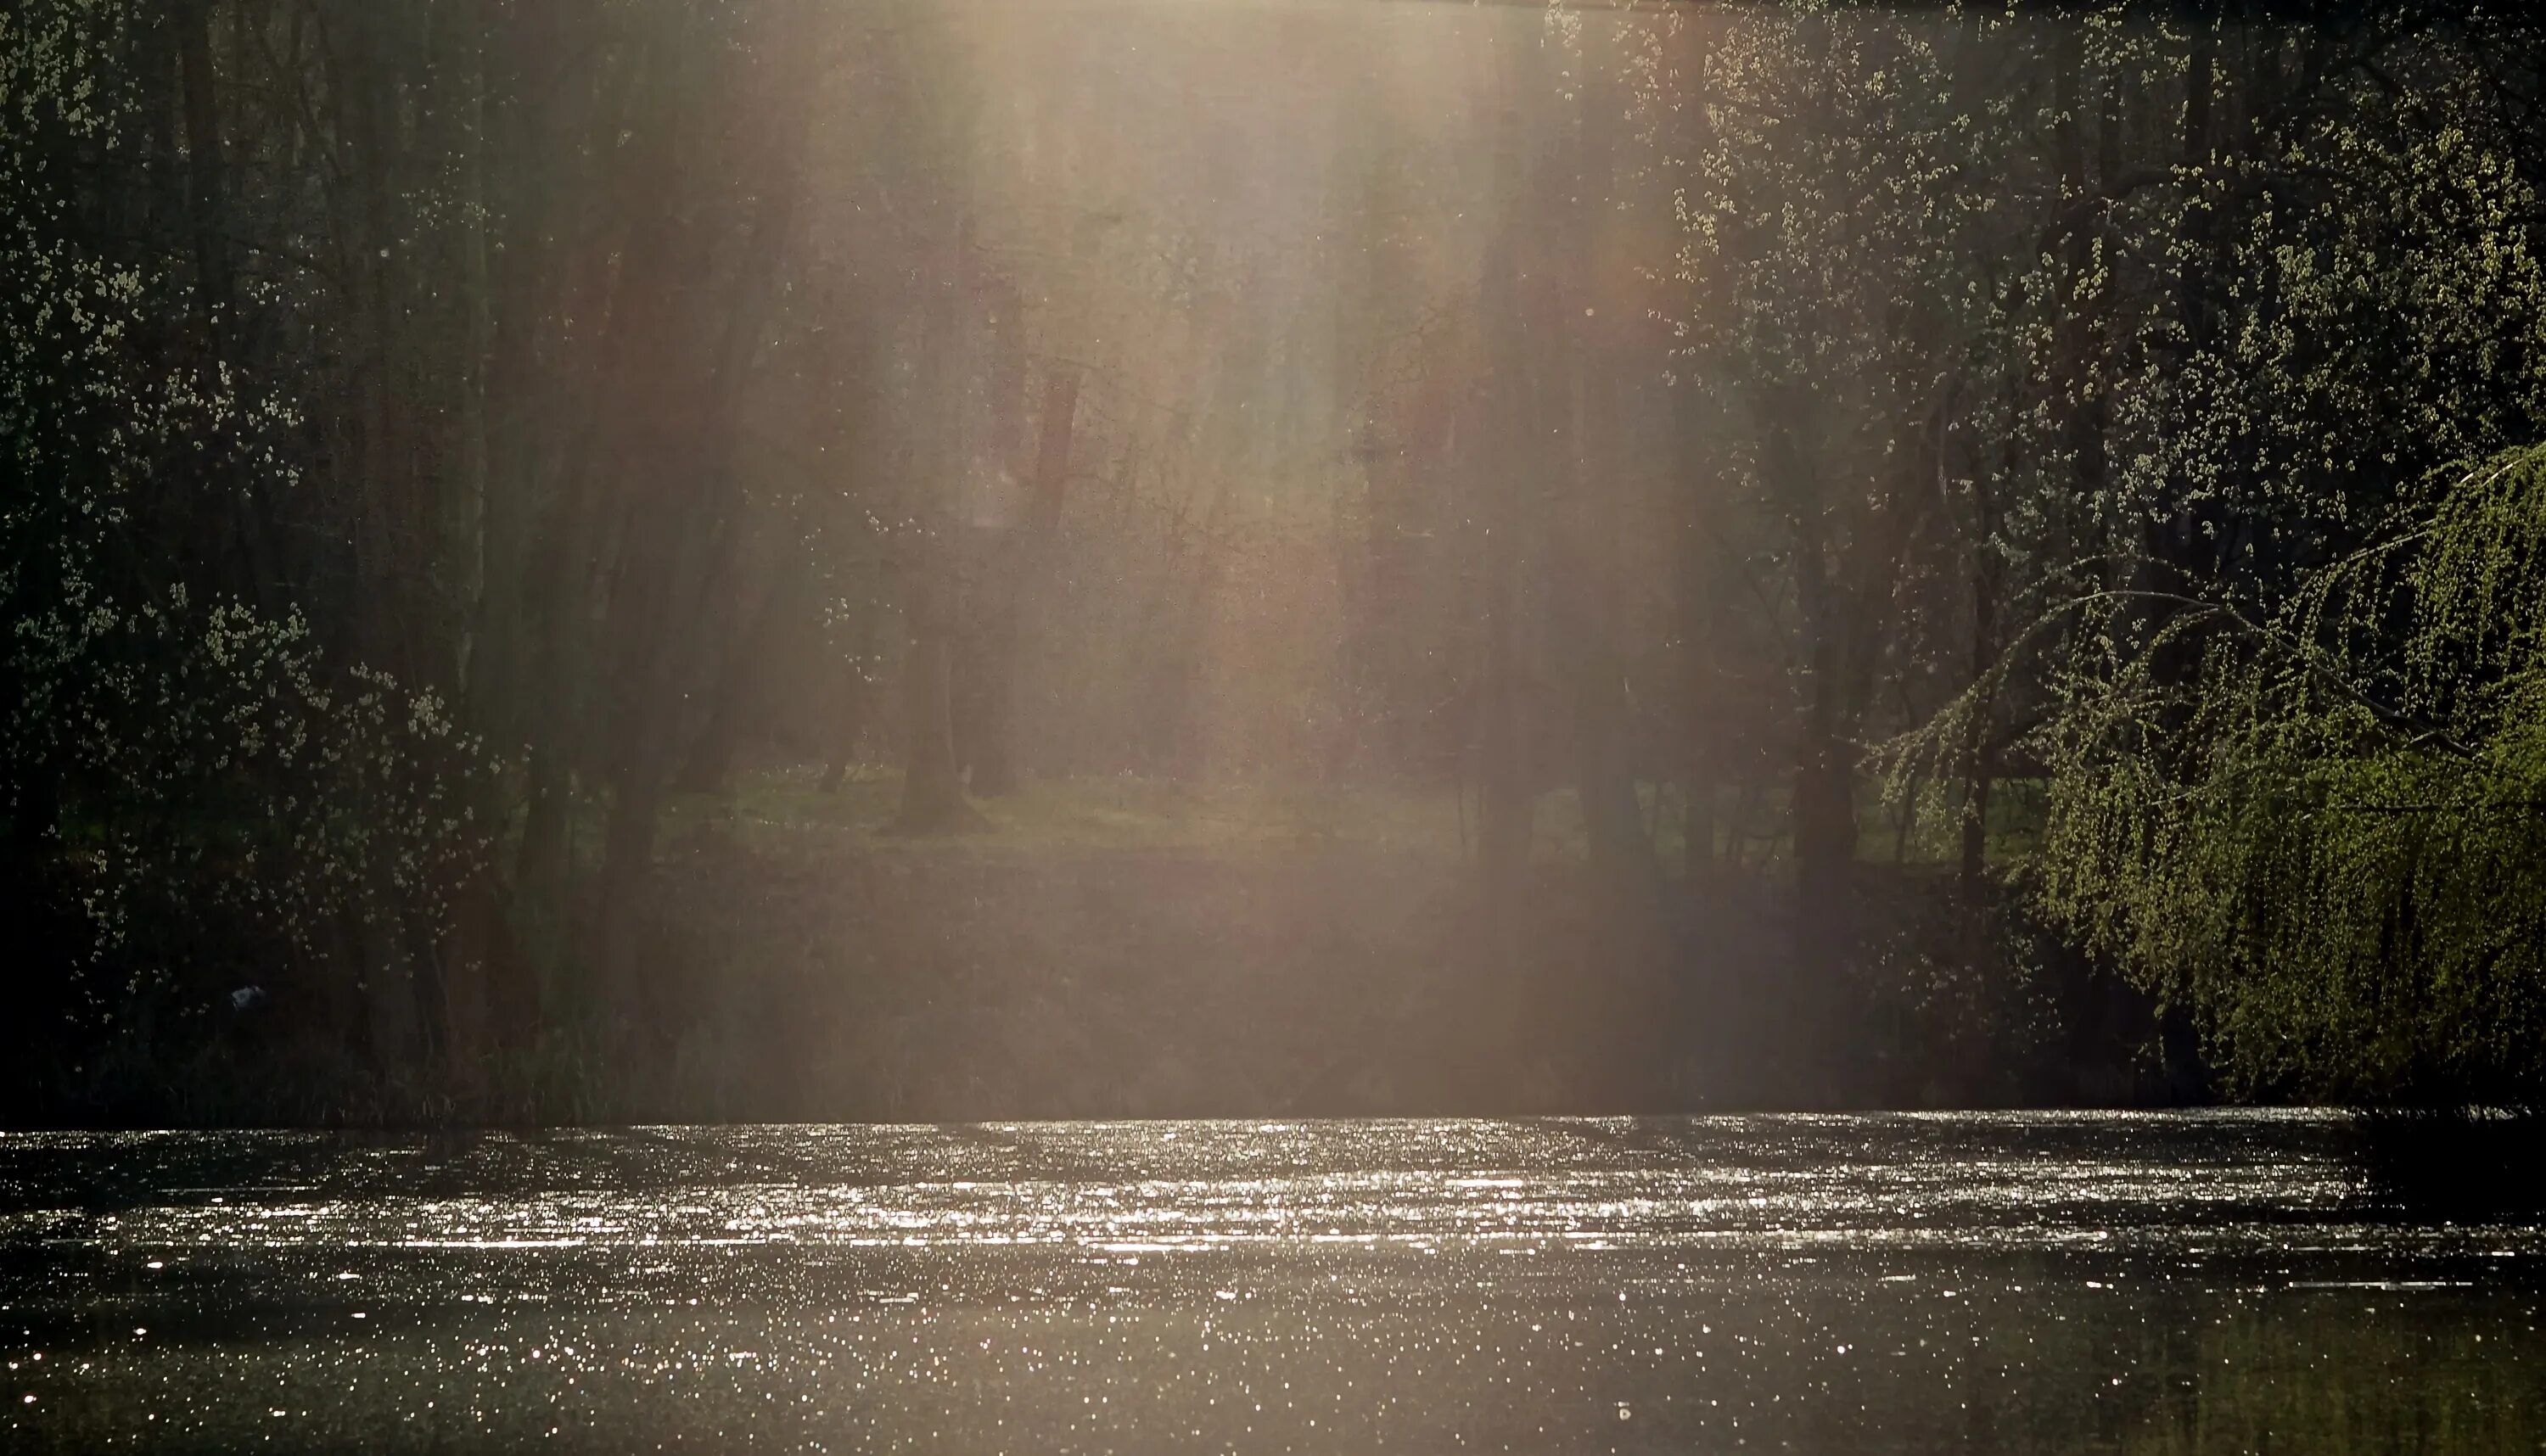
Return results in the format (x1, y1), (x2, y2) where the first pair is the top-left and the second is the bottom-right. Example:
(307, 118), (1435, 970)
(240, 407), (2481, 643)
(2033, 446), (2546, 1102)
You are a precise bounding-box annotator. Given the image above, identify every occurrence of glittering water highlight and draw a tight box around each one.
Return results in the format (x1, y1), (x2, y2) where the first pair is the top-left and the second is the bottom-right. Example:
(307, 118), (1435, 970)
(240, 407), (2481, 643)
(3, 1112), (2539, 1452)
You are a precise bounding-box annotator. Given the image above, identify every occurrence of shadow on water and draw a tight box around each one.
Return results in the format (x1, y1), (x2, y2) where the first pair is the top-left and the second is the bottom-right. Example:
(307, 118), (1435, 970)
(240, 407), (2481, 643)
(2350, 1107), (2546, 1222)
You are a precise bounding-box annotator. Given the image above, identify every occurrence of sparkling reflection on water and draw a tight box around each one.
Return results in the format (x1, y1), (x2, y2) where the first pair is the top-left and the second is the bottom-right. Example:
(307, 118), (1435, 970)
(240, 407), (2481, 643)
(2, 1112), (2539, 1452)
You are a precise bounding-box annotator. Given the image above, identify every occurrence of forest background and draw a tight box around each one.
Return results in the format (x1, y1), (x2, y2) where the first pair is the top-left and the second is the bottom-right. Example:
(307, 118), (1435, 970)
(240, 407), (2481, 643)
(7, 0), (2545, 1124)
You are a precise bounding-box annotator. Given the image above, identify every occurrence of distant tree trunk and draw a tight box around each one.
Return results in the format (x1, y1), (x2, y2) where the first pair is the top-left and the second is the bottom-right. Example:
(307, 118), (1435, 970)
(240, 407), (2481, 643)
(339, 1), (420, 682)
(1558, 350), (1658, 893)
(323, 2), (449, 1066)
(676, 553), (800, 794)
(1683, 771), (1716, 891)
(1554, 21), (1653, 898)
(463, 0), (582, 1046)
(1674, 413), (1723, 899)
(893, 249), (985, 833)
(482, 1), (623, 998)
(894, 554), (979, 831)
(822, 591), (883, 792)
(429, 0), (498, 1095)
(591, 532), (681, 1040)
(435, 0), (493, 696)
(1666, 20), (1731, 907)
(589, 0), (817, 1014)
(955, 530), (1023, 795)
(468, 0), (571, 767)
(1791, 657), (1857, 911)
(436, 846), (501, 1099)
(354, 877), (423, 1078)
(962, 366), (1080, 797)
(591, 770), (663, 1039)
(1571, 678), (1653, 886)
(951, 287), (1022, 795)
(1958, 541), (1997, 918)
(1783, 425), (1857, 1098)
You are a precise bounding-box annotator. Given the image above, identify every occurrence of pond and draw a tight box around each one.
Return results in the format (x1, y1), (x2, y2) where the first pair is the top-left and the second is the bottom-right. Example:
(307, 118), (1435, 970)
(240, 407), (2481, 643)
(3, 1112), (2539, 1452)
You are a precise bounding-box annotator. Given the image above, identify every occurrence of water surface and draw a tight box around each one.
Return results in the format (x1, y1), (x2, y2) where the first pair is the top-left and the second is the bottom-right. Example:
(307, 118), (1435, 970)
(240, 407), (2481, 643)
(3, 1112), (2539, 1452)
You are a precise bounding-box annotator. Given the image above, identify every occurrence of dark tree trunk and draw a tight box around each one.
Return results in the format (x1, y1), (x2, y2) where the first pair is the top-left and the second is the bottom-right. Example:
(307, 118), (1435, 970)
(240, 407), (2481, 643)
(961, 366), (1080, 797)
(591, 770), (663, 1044)
(1783, 426), (1857, 1103)
(1675, 434), (1724, 898)
(822, 593), (883, 793)
(954, 529), (1026, 796)
(892, 239), (985, 832)
(1557, 19), (1655, 901)
(587, 0), (817, 1010)
(423, 0), (500, 1098)
(1957, 568), (1996, 916)
(676, 556), (800, 795)
(1478, 567), (1529, 884)
(339, 1), (423, 682)
(893, 554), (982, 832)
(1556, 357), (1657, 895)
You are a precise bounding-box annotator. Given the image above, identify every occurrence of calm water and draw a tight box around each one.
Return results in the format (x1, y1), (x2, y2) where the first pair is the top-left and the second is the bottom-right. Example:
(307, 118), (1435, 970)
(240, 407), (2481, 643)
(2, 1112), (2539, 1453)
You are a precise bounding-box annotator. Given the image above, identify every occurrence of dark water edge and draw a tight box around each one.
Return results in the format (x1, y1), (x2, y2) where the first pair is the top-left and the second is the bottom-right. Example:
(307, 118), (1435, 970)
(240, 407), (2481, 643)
(3, 1112), (2541, 1453)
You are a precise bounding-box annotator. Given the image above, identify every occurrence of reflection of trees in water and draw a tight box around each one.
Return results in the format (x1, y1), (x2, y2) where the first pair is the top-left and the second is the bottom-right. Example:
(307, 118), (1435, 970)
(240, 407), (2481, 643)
(2117, 1302), (2546, 1455)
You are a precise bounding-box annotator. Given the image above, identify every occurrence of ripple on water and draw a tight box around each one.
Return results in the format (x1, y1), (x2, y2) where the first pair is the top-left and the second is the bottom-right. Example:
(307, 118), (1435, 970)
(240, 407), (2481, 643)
(1, 1112), (2540, 1453)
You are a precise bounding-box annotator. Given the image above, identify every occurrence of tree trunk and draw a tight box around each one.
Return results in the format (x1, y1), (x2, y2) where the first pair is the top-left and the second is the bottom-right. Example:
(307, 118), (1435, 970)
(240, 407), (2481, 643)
(954, 529), (1025, 796)
(676, 553), (800, 795)
(515, 746), (572, 893)
(588, 0), (818, 1006)
(1783, 426), (1856, 1103)
(325, 3), (446, 1072)
(1558, 351), (1657, 893)
(1958, 563), (1996, 916)
(591, 770), (663, 1048)
(435, 0), (493, 696)
(422, 0), (499, 1097)
(893, 555), (982, 832)
(893, 242), (984, 833)
(1674, 400), (1724, 898)
(822, 591), (883, 792)
(961, 366), (1081, 797)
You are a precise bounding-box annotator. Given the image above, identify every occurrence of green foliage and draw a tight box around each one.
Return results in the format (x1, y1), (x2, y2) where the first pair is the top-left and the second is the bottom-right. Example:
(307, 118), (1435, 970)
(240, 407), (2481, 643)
(3, 3), (491, 1053)
(2032, 445), (2546, 1103)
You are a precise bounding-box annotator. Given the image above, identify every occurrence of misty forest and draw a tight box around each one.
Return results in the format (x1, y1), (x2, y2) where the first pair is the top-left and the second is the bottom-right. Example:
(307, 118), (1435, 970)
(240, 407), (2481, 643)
(8, 0), (2546, 1128)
